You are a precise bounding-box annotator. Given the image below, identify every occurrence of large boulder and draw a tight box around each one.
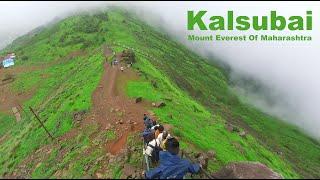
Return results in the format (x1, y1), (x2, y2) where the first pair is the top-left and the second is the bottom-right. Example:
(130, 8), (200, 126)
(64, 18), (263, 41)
(153, 101), (166, 108)
(151, 80), (158, 88)
(135, 97), (142, 103)
(212, 162), (283, 179)
(225, 123), (240, 133)
(73, 110), (86, 123)
(121, 49), (136, 63)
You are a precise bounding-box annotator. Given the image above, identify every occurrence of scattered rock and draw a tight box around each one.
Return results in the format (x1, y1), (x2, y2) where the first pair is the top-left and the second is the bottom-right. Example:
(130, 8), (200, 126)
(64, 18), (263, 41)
(133, 122), (137, 125)
(152, 102), (156, 107)
(105, 123), (111, 130)
(12, 107), (19, 114)
(225, 123), (240, 133)
(122, 164), (136, 178)
(207, 150), (216, 159)
(135, 97), (142, 103)
(276, 151), (283, 156)
(109, 158), (115, 164)
(239, 131), (247, 137)
(47, 149), (52, 155)
(84, 164), (91, 171)
(130, 147), (136, 152)
(197, 153), (209, 170)
(233, 126), (240, 133)
(119, 120), (124, 124)
(155, 101), (166, 108)
(194, 152), (202, 158)
(96, 172), (103, 179)
(73, 110), (86, 122)
(212, 162), (283, 179)
(96, 156), (104, 162)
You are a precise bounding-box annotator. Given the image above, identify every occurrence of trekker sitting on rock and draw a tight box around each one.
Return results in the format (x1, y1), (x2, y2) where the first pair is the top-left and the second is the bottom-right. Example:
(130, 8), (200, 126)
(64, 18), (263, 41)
(145, 137), (201, 179)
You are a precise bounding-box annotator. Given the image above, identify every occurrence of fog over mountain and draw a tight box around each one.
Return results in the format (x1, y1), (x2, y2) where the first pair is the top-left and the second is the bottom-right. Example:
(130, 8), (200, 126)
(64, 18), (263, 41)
(1, 1), (320, 139)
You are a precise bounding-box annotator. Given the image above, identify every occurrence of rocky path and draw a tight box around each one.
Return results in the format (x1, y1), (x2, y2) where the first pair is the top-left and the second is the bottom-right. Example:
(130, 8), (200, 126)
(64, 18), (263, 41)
(64, 47), (155, 155)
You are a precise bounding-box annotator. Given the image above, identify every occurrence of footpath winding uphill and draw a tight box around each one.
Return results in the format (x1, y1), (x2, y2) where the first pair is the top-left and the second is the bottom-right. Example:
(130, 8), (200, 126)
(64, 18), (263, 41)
(87, 48), (154, 155)
(7, 47), (154, 178)
(62, 47), (155, 155)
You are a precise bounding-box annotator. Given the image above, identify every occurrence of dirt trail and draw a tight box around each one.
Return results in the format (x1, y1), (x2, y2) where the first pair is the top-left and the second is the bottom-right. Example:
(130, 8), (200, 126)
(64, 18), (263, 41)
(61, 47), (154, 155)
(86, 49), (152, 155)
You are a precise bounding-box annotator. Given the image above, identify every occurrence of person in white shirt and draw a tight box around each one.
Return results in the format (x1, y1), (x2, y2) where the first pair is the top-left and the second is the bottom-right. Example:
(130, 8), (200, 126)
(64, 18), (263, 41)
(145, 125), (164, 157)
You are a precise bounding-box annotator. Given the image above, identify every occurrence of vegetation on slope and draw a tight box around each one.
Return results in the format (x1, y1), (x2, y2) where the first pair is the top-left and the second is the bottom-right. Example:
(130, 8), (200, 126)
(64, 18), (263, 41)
(0, 7), (319, 178)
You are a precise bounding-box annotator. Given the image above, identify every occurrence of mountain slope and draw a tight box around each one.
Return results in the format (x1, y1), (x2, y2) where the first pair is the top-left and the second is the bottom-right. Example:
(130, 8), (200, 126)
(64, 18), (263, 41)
(0, 8), (319, 178)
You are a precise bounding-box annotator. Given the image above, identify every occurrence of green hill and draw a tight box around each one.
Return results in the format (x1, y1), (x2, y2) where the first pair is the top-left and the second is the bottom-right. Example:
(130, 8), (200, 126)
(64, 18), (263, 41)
(0, 8), (319, 178)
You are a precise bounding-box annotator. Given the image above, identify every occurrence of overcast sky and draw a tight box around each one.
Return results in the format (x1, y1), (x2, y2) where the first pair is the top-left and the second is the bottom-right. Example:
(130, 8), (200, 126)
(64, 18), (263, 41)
(1, 1), (320, 139)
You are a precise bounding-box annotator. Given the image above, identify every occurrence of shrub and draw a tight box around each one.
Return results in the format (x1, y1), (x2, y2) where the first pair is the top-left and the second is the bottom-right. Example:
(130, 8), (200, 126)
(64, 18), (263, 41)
(21, 56), (29, 61)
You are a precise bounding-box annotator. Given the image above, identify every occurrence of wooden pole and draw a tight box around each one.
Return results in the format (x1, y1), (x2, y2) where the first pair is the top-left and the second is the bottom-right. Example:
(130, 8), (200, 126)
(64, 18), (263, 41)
(18, 103), (31, 121)
(29, 106), (54, 141)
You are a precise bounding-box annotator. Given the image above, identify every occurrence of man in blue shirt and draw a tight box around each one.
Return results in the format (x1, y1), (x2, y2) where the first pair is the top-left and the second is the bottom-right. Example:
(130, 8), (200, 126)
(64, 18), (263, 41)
(145, 137), (201, 179)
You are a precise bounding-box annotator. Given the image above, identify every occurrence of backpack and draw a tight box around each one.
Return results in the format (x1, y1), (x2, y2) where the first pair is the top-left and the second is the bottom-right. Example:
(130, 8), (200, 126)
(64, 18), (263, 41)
(148, 140), (162, 163)
(142, 129), (155, 144)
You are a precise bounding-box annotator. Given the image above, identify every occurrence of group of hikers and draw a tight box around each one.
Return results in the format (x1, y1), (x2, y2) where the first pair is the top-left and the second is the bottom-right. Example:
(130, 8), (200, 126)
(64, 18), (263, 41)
(141, 113), (206, 179)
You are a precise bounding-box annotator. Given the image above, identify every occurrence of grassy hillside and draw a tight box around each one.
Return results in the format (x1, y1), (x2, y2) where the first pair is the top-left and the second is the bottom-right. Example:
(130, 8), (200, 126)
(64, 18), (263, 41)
(0, 8), (319, 178)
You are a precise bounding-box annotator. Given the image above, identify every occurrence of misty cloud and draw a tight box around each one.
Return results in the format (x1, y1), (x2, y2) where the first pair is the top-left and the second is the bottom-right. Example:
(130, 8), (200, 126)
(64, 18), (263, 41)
(1, 1), (320, 139)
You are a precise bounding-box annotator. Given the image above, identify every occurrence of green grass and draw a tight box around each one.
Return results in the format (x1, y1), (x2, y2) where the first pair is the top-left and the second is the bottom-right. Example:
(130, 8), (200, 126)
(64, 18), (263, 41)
(126, 81), (162, 102)
(10, 70), (42, 94)
(0, 113), (16, 137)
(105, 130), (116, 140)
(124, 54), (298, 178)
(103, 9), (319, 178)
(111, 165), (122, 179)
(0, 40), (105, 176)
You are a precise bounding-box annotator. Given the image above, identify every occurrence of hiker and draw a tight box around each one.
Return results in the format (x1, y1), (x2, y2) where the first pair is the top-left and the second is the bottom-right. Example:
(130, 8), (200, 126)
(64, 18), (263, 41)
(142, 128), (156, 145)
(145, 137), (201, 179)
(153, 125), (164, 141)
(143, 114), (154, 129)
(144, 125), (165, 163)
(158, 130), (171, 150)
